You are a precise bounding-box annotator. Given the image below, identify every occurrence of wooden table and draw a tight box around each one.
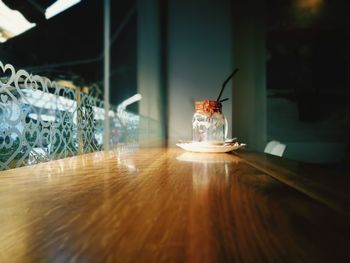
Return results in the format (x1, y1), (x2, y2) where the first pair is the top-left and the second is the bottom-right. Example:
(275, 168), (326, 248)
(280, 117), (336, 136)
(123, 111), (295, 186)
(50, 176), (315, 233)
(0, 148), (349, 263)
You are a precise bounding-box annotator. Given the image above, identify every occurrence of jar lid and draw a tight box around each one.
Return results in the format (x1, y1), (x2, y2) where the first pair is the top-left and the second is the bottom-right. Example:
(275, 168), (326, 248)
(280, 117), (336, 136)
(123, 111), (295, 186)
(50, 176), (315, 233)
(195, 100), (222, 115)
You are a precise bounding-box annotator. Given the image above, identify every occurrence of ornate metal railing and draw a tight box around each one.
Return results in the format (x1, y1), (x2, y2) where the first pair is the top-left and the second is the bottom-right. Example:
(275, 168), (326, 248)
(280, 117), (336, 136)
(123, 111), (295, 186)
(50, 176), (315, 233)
(0, 61), (139, 170)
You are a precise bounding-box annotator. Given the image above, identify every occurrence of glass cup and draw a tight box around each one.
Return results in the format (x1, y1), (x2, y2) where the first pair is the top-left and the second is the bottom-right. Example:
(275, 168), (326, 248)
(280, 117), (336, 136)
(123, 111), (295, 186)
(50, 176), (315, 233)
(192, 100), (228, 145)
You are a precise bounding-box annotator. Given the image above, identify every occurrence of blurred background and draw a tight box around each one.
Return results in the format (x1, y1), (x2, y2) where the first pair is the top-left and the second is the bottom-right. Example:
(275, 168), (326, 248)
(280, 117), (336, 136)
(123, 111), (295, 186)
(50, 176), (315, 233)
(0, 0), (349, 164)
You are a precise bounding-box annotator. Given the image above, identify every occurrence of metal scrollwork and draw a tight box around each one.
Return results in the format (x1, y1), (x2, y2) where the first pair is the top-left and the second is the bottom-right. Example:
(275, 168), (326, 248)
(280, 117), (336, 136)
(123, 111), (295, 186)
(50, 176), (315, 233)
(0, 61), (139, 171)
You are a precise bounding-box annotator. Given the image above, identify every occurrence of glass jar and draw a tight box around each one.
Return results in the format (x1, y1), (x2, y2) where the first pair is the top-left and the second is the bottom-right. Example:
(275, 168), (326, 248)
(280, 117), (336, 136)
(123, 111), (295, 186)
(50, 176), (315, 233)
(192, 100), (227, 144)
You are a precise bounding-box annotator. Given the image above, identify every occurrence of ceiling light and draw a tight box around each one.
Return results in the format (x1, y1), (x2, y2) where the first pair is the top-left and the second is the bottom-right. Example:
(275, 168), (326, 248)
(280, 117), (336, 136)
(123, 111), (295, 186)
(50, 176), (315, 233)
(118, 94), (142, 112)
(0, 0), (36, 43)
(45, 0), (81, 20)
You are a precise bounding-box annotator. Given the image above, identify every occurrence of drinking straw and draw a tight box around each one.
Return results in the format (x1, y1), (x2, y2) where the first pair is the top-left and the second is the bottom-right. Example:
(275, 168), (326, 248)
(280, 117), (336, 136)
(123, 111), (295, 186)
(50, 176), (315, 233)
(217, 68), (239, 102)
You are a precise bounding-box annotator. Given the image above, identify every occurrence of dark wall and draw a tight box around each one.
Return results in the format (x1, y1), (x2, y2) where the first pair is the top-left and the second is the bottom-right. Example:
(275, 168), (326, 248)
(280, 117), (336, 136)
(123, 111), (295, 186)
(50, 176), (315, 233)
(266, 0), (350, 162)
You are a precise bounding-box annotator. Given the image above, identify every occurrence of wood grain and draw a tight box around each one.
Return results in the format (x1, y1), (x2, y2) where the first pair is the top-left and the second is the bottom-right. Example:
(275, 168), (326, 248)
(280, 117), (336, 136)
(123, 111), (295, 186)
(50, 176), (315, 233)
(237, 151), (350, 217)
(0, 148), (349, 263)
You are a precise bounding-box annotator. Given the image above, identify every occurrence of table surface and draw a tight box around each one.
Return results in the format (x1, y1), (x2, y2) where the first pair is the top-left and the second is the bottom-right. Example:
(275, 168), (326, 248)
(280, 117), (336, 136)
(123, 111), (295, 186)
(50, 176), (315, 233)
(0, 148), (349, 263)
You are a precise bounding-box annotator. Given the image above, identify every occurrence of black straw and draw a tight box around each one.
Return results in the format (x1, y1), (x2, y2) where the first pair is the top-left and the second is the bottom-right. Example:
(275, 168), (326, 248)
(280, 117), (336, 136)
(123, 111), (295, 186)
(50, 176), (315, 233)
(219, 98), (229, 103)
(217, 68), (239, 102)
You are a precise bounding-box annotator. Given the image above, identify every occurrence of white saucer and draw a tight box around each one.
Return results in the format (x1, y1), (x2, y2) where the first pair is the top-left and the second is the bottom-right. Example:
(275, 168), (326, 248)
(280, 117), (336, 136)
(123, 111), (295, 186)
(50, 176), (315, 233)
(176, 141), (246, 153)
